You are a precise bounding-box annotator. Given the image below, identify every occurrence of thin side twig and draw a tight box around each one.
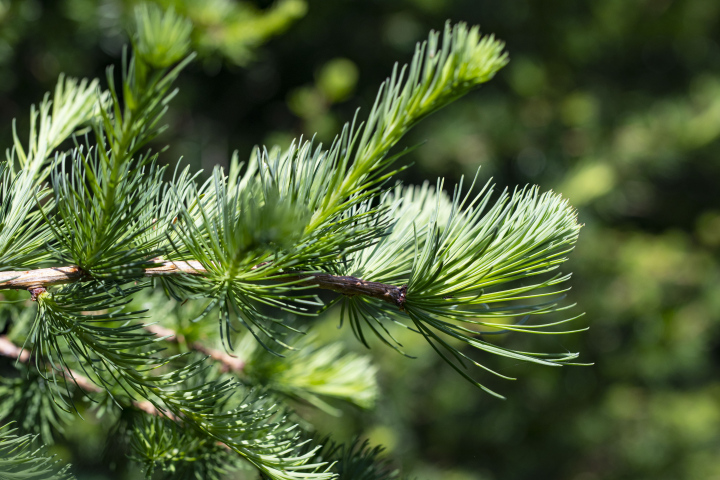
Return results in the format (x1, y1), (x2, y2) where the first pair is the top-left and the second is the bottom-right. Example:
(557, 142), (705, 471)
(0, 335), (173, 420)
(143, 324), (245, 373)
(0, 334), (235, 451)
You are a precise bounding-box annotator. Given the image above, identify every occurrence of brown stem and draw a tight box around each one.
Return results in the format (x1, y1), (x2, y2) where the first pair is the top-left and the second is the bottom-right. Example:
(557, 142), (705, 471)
(0, 266), (88, 290)
(292, 273), (407, 310)
(0, 260), (203, 289)
(0, 260), (408, 309)
(143, 324), (245, 373)
(0, 335), (173, 420)
(0, 335), (239, 451)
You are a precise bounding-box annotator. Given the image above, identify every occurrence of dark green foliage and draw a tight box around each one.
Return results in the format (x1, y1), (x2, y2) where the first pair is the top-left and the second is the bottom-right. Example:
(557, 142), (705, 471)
(129, 407), (258, 480)
(0, 367), (73, 445)
(312, 438), (404, 480)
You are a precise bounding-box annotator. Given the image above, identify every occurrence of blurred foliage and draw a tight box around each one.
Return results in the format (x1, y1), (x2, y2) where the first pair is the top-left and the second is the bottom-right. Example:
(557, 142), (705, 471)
(1, 0), (720, 479)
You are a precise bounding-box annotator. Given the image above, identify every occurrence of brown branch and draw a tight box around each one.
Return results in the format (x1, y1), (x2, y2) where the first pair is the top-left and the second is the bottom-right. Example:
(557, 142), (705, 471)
(0, 260), (204, 290)
(0, 266), (88, 290)
(0, 335), (173, 420)
(0, 260), (408, 309)
(292, 273), (407, 310)
(143, 324), (245, 373)
(0, 335), (240, 451)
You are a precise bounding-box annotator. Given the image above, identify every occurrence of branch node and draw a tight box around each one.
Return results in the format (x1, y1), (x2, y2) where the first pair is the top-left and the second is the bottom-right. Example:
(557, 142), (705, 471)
(29, 286), (47, 302)
(397, 284), (407, 311)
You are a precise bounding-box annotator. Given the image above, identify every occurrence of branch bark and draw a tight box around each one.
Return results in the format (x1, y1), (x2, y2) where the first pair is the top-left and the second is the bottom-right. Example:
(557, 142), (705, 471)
(0, 260), (408, 309)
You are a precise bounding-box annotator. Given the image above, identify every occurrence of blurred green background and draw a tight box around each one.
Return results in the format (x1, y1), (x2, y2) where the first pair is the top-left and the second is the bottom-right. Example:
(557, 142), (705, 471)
(2, 0), (720, 479)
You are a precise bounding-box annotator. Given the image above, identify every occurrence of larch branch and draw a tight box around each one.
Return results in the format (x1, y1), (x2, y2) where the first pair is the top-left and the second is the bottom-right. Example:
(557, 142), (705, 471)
(0, 260), (408, 309)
